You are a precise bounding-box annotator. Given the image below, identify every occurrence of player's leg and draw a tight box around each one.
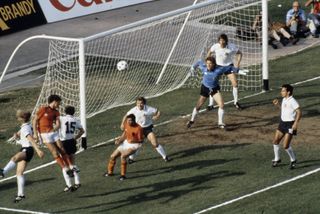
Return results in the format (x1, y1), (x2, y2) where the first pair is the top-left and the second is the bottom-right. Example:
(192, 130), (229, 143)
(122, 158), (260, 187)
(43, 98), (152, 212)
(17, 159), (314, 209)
(56, 139), (74, 170)
(283, 133), (296, 169)
(187, 95), (207, 128)
(207, 95), (215, 111)
(15, 161), (27, 203)
(272, 130), (284, 167)
(119, 149), (136, 180)
(1, 151), (27, 177)
(213, 91), (225, 128)
(227, 73), (242, 110)
(147, 132), (170, 162)
(104, 149), (121, 176)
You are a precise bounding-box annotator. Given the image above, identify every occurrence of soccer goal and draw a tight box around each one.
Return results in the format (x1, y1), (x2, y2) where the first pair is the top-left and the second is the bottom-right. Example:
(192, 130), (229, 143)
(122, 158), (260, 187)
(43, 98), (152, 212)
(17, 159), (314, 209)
(0, 0), (267, 141)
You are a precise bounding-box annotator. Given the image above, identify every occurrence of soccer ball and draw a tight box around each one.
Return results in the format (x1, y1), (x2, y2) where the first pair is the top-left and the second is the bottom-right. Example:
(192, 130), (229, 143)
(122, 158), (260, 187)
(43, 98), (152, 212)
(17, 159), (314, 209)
(117, 60), (128, 71)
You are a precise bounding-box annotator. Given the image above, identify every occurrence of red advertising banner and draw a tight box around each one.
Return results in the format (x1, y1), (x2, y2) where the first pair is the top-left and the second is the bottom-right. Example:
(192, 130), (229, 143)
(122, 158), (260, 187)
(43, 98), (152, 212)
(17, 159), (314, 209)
(0, 0), (47, 36)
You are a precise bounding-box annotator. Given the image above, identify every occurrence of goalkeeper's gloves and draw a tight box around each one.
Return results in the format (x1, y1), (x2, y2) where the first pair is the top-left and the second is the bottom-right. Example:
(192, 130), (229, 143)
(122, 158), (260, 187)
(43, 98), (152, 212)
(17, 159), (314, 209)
(238, 69), (249, 76)
(190, 67), (196, 77)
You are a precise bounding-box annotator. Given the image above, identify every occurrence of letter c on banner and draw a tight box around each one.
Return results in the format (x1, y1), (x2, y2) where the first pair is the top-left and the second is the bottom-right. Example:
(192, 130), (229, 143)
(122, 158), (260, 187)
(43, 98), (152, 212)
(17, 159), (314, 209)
(49, 0), (77, 12)
(78, 0), (104, 7)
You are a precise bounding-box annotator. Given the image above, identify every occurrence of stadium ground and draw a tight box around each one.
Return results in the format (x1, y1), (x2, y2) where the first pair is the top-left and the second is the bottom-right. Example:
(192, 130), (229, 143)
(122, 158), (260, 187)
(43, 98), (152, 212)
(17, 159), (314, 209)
(0, 45), (320, 213)
(1, 0), (320, 213)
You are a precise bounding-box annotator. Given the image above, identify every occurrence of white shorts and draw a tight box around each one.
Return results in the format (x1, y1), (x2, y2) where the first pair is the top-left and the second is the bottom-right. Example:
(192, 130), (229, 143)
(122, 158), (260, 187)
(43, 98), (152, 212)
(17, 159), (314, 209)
(40, 132), (59, 144)
(117, 140), (142, 153)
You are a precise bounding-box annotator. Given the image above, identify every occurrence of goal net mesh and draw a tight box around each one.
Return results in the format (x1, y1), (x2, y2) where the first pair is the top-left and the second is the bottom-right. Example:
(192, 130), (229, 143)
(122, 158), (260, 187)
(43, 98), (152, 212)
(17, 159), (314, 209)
(35, 0), (262, 118)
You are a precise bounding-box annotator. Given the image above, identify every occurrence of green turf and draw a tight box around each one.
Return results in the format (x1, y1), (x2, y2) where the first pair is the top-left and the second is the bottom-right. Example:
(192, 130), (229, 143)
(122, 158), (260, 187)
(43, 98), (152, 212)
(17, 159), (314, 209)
(1, 1), (320, 212)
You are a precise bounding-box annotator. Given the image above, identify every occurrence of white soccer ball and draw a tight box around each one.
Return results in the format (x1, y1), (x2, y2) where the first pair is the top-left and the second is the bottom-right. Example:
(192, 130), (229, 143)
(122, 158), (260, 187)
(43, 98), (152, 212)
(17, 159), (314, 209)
(117, 60), (128, 71)
(278, 4), (282, 7)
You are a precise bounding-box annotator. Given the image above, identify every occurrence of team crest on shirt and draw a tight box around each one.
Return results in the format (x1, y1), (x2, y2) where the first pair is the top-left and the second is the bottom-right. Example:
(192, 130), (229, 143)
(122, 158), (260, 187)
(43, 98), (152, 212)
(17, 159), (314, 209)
(44, 113), (48, 117)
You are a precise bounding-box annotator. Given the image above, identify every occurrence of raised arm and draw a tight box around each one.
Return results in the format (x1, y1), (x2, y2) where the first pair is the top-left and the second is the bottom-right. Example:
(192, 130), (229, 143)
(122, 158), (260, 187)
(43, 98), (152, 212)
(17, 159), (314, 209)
(120, 114), (128, 131)
(235, 50), (242, 68)
(305, 0), (313, 7)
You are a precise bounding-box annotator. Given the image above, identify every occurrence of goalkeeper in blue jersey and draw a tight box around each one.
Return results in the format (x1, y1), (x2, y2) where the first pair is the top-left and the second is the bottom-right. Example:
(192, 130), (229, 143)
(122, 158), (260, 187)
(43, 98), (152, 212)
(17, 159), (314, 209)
(187, 56), (243, 129)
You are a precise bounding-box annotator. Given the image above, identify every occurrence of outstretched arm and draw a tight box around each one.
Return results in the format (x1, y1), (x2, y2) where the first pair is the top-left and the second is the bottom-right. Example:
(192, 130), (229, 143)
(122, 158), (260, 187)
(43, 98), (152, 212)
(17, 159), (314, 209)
(235, 50), (242, 68)
(120, 114), (127, 131)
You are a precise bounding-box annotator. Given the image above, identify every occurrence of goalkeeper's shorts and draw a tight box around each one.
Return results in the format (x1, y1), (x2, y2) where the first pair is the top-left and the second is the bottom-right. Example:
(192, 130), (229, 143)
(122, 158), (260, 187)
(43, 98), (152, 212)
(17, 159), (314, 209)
(200, 84), (220, 97)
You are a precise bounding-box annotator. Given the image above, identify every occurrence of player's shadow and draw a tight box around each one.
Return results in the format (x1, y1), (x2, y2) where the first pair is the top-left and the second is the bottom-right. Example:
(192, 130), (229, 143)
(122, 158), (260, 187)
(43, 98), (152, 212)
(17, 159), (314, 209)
(0, 177), (55, 191)
(129, 158), (239, 178)
(134, 143), (250, 163)
(66, 170), (245, 213)
(294, 159), (320, 169)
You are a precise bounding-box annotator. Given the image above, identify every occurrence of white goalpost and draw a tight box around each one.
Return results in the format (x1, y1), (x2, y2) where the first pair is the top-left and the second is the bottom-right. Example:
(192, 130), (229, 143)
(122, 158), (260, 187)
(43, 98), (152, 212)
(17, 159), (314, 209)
(0, 0), (268, 146)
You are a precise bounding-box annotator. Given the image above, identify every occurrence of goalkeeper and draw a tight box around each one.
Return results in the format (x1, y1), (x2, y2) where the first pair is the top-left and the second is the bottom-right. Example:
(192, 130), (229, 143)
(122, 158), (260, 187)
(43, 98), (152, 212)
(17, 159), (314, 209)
(187, 56), (246, 129)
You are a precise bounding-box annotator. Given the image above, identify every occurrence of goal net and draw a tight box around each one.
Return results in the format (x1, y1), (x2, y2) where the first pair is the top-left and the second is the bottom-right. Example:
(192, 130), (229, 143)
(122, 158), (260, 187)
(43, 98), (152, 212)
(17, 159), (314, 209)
(34, 0), (262, 120)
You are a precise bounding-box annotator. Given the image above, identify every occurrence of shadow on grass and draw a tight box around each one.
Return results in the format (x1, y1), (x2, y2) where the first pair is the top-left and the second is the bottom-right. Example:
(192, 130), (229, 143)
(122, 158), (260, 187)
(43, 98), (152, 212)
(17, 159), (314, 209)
(0, 177), (55, 191)
(59, 170), (245, 213)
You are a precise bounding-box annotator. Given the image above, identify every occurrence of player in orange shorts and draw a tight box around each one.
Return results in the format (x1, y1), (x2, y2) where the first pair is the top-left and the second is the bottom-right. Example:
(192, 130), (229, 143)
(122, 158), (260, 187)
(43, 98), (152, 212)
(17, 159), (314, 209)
(104, 114), (144, 181)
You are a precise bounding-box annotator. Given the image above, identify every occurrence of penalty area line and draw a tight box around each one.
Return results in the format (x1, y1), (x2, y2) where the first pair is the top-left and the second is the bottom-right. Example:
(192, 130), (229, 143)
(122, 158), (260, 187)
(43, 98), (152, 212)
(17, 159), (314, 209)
(0, 206), (50, 214)
(194, 167), (320, 214)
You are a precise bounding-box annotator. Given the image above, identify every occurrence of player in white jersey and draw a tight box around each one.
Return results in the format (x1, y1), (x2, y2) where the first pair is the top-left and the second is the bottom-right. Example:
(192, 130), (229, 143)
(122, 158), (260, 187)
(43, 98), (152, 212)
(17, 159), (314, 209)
(271, 84), (301, 169)
(120, 97), (170, 163)
(0, 110), (44, 203)
(59, 106), (85, 192)
(207, 34), (243, 110)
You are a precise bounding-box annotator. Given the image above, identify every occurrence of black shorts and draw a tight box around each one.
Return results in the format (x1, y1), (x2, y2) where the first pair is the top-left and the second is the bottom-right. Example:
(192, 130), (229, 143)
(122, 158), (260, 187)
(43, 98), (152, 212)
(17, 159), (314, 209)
(143, 125), (154, 138)
(62, 139), (77, 155)
(200, 84), (220, 97)
(278, 120), (297, 135)
(20, 147), (34, 162)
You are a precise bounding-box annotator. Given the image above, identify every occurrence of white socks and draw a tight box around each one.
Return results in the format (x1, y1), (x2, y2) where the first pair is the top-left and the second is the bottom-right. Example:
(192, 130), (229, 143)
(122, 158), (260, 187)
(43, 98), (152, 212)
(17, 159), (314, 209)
(191, 108), (198, 122)
(3, 160), (16, 174)
(233, 87), (238, 104)
(218, 108), (224, 125)
(62, 169), (72, 187)
(74, 172), (80, 185)
(274, 145), (296, 162)
(17, 175), (25, 196)
(208, 95), (214, 106)
(129, 148), (140, 160)
(273, 144), (280, 161)
(156, 144), (167, 159)
(285, 146), (296, 162)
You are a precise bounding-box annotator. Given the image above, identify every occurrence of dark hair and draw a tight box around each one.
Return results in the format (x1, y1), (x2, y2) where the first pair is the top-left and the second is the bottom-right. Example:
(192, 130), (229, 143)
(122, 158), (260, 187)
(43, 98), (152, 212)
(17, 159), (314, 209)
(126, 114), (137, 125)
(218, 34), (228, 44)
(282, 84), (294, 95)
(16, 110), (31, 122)
(48, 94), (62, 104)
(136, 97), (146, 104)
(205, 56), (216, 65)
(65, 105), (75, 115)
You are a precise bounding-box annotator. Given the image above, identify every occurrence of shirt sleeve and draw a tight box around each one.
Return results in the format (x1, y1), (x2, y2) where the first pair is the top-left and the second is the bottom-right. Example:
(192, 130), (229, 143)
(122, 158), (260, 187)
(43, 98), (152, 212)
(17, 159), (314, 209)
(286, 10), (292, 23)
(36, 107), (45, 118)
(291, 99), (300, 110)
(229, 43), (239, 54)
(76, 119), (83, 129)
(21, 126), (32, 138)
(210, 43), (218, 53)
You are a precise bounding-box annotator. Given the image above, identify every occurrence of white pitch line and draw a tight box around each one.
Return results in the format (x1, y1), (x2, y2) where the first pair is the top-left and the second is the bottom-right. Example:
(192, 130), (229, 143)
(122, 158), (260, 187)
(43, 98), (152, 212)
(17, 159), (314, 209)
(194, 167), (320, 214)
(0, 207), (50, 214)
